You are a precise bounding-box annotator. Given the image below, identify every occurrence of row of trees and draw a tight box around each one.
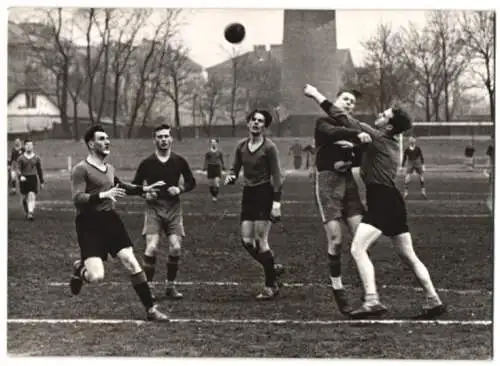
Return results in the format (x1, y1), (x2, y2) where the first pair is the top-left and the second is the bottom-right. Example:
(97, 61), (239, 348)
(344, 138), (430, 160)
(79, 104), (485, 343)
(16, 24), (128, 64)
(347, 10), (495, 121)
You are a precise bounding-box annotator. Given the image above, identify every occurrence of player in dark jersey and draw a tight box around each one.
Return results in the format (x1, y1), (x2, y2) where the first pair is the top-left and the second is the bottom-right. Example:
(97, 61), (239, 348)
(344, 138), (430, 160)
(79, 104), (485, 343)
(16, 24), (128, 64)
(289, 139), (303, 170)
(203, 138), (225, 202)
(9, 138), (24, 195)
(225, 109), (285, 300)
(304, 84), (370, 314)
(132, 124), (196, 300)
(402, 136), (426, 199)
(307, 85), (446, 320)
(464, 144), (476, 170)
(16, 138), (44, 220)
(69, 125), (169, 321)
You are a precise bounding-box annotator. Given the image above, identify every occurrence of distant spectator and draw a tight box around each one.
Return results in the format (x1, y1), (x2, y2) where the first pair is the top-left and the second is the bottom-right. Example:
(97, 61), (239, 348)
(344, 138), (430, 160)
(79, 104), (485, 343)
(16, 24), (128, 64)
(464, 144), (476, 171)
(289, 138), (303, 170)
(303, 142), (316, 169)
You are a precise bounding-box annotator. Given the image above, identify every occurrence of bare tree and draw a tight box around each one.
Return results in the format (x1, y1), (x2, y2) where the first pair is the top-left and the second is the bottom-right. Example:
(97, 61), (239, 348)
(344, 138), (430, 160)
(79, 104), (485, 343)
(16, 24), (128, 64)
(459, 10), (495, 121)
(198, 74), (223, 136)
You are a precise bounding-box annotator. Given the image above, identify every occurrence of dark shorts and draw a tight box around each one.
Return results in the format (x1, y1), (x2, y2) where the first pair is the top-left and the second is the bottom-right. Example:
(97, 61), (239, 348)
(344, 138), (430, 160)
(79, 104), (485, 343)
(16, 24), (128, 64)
(19, 175), (38, 195)
(406, 163), (423, 175)
(142, 201), (185, 237)
(293, 156), (302, 169)
(207, 164), (222, 179)
(241, 183), (274, 222)
(362, 183), (409, 237)
(314, 169), (365, 223)
(76, 210), (134, 261)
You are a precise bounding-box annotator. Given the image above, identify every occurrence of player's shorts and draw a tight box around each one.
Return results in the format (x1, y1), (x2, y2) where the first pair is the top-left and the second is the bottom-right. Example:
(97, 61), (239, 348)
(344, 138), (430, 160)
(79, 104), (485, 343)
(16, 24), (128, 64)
(19, 175), (38, 195)
(207, 164), (222, 179)
(142, 201), (185, 237)
(241, 182), (274, 221)
(314, 169), (365, 223)
(75, 210), (133, 261)
(293, 156), (303, 170)
(406, 163), (424, 175)
(362, 183), (409, 237)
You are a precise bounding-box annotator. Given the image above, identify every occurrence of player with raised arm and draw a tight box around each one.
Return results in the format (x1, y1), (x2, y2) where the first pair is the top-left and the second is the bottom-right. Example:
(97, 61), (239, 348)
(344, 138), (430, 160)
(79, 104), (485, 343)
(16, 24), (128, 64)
(132, 124), (196, 300)
(9, 138), (24, 195)
(68, 125), (169, 321)
(304, 85), (371, 314)
(16, 138), (44, 220)
(224, 109), (285, 300)
(203, 138), (225, 202)
(402, 136), (426, 199)
(305, 84), (446, 320)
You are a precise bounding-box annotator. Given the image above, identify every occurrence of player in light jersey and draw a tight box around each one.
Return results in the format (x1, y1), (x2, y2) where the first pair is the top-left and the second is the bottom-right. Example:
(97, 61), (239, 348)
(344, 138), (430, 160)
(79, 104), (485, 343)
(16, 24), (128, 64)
(16, 138), (44, 220)
(306, 84), (446, 320)
(225, 109), (285, 300)
(203, 138), (225, 202)
(69, 125), (169, 321)
(402, 136), (426, 199)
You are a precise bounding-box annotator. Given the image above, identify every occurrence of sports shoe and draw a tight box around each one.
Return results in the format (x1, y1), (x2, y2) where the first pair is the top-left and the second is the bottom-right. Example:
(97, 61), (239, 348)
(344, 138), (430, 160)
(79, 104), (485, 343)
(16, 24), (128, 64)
(256, 285), (280, 300)
(27, 213), (34, 221)
(211, 196), (218, 202)
(69, 260), (84, 295)
(165, 286), (184, 300)
(349, 301), (388, 319)
(274, 263), (285, 277)
(413, 303), (447, 320)
(421, 188), (427, 199)
(146, 305), (169, 322)
(333, 288), (352, 315)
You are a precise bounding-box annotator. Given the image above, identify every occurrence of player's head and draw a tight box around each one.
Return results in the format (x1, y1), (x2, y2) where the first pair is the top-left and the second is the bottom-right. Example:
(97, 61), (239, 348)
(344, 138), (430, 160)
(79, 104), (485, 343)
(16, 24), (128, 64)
(23, 138), (34, 153)
(153, 124), (173, 152)
(84, 125), (110, 157)
(334, 88), (360, 114)
(14, 138), (22, 148)
(209, 138), (219, 150)
(246, 109), (272, 136)
(409, 136), (416, 146)
(374, 105), (412, 135)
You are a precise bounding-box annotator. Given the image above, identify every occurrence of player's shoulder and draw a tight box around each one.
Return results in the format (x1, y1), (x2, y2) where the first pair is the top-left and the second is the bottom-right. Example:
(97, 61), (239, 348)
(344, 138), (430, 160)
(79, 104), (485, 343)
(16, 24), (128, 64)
(264, 137), (278, 149)
(171, 151), (189, 164)
(236, 138), (248, 149)
(71, 160), (88, 175)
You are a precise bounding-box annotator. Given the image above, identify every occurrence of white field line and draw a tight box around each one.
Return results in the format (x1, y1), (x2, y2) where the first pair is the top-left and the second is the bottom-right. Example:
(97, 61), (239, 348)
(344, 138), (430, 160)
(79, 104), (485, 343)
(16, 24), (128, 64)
(47, 281), (492, 295)
(7, 318), (492, 326)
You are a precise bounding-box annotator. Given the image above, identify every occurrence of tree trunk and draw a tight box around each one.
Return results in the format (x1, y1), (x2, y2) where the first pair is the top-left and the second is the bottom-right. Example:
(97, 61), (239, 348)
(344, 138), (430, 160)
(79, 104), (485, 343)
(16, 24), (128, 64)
(174, 100), (182, 140)
(73, 99), (79, 141)
(112, 73), (120, 138)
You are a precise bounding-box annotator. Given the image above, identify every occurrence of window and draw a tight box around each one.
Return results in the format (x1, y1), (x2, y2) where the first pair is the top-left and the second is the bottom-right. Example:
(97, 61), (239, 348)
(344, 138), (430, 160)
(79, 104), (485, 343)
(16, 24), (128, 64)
(25, 93), (37, 109)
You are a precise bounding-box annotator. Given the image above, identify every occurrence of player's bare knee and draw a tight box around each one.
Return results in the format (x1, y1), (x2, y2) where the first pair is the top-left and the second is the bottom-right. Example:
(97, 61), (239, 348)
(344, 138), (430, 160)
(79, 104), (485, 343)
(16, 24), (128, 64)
(117, 248), (142, 274)
(168, 236), (182, 257)
(241, 237), (254, 249)
(145, 235), (160, 255)
(85, 265), (105, 282)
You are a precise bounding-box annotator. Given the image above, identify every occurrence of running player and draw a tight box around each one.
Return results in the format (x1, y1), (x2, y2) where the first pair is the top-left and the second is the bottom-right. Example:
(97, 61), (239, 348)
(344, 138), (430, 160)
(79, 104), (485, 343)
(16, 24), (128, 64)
(16, 138), (44, 220)
(69, 125), (169, 321)
(306, 84), (446, 320)
(203, 138), (225, 202)
(304, 84), (370, 314)
(132, 124), (197, 300)
(402, 136), (426, 198)
(224, 109), (285, 300)
(9, 138), (24, 195)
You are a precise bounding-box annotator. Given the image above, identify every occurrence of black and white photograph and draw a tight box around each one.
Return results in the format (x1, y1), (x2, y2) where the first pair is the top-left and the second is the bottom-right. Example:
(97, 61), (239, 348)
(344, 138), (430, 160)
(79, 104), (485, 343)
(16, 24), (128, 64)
(4, 3), (495, 360)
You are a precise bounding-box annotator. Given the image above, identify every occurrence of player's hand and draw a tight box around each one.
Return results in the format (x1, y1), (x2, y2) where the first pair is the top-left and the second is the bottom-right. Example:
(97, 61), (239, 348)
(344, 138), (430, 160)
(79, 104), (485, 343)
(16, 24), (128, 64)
(357, 132), (372, 143)
(270, 201), (281, 223)
(143, 191), (158, 201)
(335, 140), (354, 148)
(167, 186), (181, 196)
(19, 175), (26, 182)
(225, 174), (237, 185)
(101, 184), (126, 202)
(304, 84), (318, 98)
(144, 180), (166, 192)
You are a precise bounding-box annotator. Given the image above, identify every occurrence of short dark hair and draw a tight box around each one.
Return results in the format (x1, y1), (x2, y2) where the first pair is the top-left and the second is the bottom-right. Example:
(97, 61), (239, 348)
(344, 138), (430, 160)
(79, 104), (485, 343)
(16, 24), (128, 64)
(23, 137), (33, 144)
(210, 137), (219, 143)
(153, 124), (171, 137)
(246, 109), (273, 127)
(336, 88), (362, 99)
(84, 125), (106, 145)
(389, 105), (412, 135)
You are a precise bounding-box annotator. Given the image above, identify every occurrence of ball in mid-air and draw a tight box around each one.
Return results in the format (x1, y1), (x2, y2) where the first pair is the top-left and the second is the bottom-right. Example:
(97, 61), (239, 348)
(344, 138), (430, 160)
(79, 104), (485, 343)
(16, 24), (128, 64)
(224, 23), (246, 44)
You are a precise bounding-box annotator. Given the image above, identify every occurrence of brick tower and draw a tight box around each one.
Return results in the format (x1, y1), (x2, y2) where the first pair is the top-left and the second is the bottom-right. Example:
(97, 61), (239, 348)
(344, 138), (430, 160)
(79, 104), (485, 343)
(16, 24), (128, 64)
(280, 10), (339, 135)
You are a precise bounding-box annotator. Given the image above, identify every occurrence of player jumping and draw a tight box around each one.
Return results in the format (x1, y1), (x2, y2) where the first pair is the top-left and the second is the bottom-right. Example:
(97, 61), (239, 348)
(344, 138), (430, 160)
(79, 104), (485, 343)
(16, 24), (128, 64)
(225, 109), (285, 300)
(132, 124), (197, 300)
(306, 84), (446, 320)
(69, 125), (169, 321)
(402, 136), (426, 199)
(16, 138), (44, 220)
(304, 85), (370, 314)
(203, 138), (225, 202)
